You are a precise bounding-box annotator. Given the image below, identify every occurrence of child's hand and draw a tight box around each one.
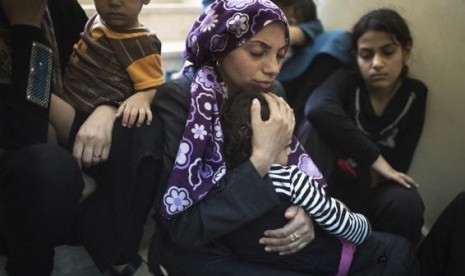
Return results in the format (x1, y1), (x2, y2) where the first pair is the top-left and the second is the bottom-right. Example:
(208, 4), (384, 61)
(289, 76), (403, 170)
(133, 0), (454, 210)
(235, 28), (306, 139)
(115, 90), (155, 128)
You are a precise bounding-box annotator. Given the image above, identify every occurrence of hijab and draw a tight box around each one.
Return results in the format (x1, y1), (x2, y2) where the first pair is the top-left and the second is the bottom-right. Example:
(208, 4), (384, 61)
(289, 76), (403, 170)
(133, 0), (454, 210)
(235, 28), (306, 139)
(162, 0), (325, 218)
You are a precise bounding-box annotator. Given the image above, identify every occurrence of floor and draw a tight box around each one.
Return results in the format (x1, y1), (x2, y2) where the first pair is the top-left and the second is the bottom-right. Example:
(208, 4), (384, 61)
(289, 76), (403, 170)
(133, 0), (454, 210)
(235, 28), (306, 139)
(0, 218), (155, 276)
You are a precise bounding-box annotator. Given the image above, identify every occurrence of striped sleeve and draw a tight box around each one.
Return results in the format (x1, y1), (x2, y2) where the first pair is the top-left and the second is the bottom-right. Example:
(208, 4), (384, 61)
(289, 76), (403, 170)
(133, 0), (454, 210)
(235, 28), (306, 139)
(269, 165), (371, 245)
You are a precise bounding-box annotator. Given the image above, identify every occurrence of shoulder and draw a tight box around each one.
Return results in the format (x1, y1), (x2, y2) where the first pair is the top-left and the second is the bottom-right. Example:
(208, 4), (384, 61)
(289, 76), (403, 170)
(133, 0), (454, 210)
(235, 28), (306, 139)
(154, 73), (192, 106)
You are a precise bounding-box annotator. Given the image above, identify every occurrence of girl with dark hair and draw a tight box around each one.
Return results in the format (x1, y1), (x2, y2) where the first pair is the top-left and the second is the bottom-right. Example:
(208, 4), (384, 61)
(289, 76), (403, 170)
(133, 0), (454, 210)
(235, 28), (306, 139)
(305, 8), (427, 246)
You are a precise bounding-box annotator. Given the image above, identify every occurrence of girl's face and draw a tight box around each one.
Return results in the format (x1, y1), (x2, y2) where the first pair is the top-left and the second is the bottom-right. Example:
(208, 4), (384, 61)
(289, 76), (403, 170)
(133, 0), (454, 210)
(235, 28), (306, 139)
(219, 22), (288, 96)
(356, 30), (410, 92)
(94, 0), (149, 30)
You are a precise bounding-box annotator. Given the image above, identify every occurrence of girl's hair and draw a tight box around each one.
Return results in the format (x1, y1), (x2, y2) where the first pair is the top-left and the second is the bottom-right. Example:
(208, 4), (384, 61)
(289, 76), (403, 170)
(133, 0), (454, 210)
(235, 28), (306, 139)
(221, 91), (270, 170)
(273, 0), (317, 24)
(351, 8), (412, 77)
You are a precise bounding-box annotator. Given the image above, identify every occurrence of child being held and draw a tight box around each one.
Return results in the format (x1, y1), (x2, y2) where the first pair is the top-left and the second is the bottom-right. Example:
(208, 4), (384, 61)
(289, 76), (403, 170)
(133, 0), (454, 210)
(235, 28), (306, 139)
(221, 90), (371, 274)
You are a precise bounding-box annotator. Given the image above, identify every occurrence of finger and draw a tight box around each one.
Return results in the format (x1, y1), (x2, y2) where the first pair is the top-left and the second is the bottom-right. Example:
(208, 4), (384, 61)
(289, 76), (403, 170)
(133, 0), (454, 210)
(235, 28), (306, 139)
(122, 108), (131, 127)
(127, 108), (139, 128)
(101, 144), (111, 162)
(82, 145), (94, 168)
(262, 93), (279, 119)
(250, 98), (262, 125)
(279, 239), (311, 255)
(136, 108), (146, 127)
(145, 108), (153, 125)
(72, 140), (84, 169)
(262, 230), (310, 253)
(115, 104), (125, 118)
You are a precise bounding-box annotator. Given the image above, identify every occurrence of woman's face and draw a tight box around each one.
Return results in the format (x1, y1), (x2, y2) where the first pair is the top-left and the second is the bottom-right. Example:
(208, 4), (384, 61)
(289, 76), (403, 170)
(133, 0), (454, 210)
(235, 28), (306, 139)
(219, 22), (288, 95)
(356, 30), (410, 92)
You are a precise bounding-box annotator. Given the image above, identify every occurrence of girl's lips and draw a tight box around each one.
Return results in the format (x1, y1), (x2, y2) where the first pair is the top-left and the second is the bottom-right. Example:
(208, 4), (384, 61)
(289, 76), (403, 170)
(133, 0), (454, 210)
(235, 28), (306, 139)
(370, 73), (388, 80)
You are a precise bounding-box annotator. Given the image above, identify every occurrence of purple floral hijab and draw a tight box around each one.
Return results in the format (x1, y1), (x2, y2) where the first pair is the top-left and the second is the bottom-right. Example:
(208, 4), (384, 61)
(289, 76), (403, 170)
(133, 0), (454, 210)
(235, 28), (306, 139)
(162, 0), (325, 218)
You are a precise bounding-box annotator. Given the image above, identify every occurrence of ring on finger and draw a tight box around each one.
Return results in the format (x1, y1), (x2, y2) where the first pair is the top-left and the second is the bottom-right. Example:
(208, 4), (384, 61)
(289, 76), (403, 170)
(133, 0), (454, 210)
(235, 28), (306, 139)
(289, 232), (301, 242)
(93, 153), (102, 158)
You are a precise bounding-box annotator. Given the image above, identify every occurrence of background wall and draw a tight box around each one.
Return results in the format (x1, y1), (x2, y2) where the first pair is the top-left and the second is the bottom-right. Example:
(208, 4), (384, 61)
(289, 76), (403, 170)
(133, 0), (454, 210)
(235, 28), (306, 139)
(316, 0), (465, 231)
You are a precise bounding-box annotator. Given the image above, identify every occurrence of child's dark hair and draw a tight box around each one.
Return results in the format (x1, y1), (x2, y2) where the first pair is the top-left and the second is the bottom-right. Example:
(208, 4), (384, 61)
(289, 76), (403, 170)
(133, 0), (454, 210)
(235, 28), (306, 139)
(273, 0), (317, 23)
(351, 8), (412, 77)
(221, 91), (270, 170)
(351, 8), (412, 50)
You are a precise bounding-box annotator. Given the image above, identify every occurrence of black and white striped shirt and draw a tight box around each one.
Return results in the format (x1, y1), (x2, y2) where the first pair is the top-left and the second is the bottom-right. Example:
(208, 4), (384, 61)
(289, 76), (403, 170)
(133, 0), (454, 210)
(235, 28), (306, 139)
(269, 164), (371, 245)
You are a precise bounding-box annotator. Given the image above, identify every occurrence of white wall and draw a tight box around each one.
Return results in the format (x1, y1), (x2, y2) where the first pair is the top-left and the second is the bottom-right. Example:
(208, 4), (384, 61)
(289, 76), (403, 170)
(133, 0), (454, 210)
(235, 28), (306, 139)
(316, 0), (465, 230)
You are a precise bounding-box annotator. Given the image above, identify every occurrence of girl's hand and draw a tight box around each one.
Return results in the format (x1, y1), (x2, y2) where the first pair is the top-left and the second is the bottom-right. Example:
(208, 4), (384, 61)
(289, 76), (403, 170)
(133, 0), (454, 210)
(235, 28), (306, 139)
(249, 93), (295, 176)
(73, 105), (116, 168)
(371, 155), (418, 188)
(259, 206), (315, 255)
(115, 90), (156, 128)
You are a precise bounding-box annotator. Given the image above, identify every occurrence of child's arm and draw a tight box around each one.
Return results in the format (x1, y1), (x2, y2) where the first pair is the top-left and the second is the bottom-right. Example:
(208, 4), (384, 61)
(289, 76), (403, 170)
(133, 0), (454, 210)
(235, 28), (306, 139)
(289, 19), (324, 47)
(270, 165), (371, 245)
(115, 89), (156, 128)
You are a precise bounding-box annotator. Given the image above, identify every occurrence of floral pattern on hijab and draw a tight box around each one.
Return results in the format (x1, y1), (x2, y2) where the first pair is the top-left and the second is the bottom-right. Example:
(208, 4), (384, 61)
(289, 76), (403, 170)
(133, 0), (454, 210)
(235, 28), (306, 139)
(162, 0), (326, 218)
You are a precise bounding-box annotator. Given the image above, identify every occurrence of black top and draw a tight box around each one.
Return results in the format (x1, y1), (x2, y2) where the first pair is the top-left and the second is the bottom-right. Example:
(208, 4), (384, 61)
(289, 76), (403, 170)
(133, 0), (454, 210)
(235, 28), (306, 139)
(306, 68), (427, 173)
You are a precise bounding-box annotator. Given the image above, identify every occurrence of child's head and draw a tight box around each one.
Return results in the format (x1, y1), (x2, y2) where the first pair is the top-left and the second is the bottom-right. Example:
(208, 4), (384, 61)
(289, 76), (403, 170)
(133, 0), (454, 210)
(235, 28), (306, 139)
(221, 91), (291, 170)
(351, 8), (412, 90)
(94, 0), (150, 30)
(272, 0), (317, 25)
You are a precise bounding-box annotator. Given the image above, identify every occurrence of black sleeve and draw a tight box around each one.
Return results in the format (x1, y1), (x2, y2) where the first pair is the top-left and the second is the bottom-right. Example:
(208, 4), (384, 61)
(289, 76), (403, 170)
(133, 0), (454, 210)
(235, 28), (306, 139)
(383, 80), (428, 172)
(1, 0), (87, 150)
(153, 76), (281, 250)
(305, 69), (380, 167)
(48, 0), (88, 71)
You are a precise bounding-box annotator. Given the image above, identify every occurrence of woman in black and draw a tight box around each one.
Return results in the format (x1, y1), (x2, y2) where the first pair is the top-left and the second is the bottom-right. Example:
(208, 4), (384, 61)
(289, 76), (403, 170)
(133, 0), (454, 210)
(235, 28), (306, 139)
(305, 8), (427, 245)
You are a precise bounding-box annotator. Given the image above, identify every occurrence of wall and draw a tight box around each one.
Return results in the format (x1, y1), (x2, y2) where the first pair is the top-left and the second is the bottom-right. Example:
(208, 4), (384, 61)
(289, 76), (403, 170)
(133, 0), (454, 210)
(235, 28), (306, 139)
(316, 0), (465, 230)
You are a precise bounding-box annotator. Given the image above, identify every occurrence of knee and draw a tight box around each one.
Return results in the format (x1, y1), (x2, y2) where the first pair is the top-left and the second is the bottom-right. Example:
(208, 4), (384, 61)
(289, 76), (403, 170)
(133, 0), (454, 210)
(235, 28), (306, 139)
(376, 185), (425, 219)
(4, 144), (83, 197)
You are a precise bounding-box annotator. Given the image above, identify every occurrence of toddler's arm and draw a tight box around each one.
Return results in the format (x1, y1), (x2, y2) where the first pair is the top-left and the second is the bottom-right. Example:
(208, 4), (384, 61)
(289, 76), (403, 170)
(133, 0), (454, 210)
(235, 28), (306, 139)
(115, 89), (156, 128)
(270, 165), (371, 245)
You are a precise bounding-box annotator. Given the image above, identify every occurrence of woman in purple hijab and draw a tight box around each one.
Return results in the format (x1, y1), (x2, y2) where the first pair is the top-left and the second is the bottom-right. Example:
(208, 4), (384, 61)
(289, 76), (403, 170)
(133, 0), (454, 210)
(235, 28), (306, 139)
(147, 1), (420, 275)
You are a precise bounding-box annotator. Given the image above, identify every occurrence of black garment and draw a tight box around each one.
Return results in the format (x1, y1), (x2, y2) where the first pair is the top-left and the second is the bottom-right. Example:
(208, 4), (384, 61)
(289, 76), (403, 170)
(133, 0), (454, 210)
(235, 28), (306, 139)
(147, 71), (420, 275)
(224, 200), (341, 275)
(417, 192), (465, 276)
(0, 144), (84, 275)
(281, 54), (343, 127)
(304, 68), (427, 245)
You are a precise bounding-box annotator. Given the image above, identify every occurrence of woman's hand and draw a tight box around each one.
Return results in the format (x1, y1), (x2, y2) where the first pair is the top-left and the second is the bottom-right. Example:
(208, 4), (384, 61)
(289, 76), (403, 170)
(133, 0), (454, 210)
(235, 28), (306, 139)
(259, 206), (315, 255)
(249, 93), (295, 176)
(0, 0), (47, 27)
(73, 105), (117, 168)
(371, 155), (418, 189)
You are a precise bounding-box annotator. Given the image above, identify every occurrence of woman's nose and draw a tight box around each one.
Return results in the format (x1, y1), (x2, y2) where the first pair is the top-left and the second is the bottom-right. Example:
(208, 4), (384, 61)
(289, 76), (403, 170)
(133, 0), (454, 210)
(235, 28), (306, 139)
(263, 56), (280, 76)
(372, 54), (384, 70)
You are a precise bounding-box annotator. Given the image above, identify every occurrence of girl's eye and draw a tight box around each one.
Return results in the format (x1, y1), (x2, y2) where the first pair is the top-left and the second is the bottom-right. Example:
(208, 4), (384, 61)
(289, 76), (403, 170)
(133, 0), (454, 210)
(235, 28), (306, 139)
(358, 51), (373, 60)
(277, 52), (286, 61)
(382, 48), (396, 57)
